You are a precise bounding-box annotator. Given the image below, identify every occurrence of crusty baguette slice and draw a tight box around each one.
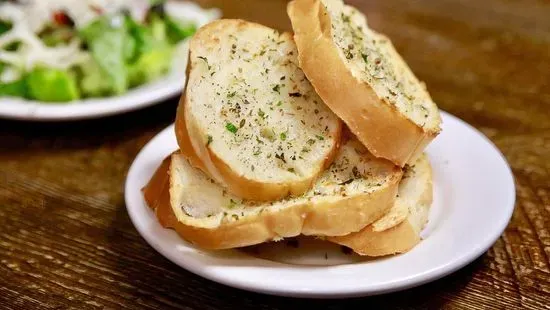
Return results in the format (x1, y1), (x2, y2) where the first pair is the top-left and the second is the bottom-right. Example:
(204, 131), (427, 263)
(328, 153), (433, 256)
(175, 19), (343, 202)
(287, 0), (441, 167)
(142, 136), (402, 250)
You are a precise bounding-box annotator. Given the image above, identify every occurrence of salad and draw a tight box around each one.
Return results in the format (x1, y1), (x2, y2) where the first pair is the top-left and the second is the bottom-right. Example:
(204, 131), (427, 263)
(0, 0), (220, 103)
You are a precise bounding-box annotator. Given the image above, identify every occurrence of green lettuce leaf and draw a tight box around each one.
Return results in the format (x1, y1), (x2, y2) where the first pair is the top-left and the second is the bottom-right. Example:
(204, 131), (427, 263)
(0, 78), (28, 98)
(26, 67), (80, 102)
(80, 15), (128, 94)
(166, 16), (196, 44)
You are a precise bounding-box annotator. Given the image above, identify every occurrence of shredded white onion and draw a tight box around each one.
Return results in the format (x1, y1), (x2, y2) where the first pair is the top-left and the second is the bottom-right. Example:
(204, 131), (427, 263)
(164, 0), (221, 28)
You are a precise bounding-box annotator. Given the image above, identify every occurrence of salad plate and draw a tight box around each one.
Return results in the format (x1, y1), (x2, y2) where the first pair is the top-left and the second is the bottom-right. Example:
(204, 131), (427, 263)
(0, 0), (221, 121)
(0, 43), (189, 121)
(124, 111), (516, 298)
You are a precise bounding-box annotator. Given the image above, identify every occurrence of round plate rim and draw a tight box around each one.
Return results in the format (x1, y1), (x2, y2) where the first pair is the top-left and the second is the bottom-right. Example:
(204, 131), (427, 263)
(0, 82), (183, 121)
(0, 61), (186, 122)
(124, 111), (516, 298)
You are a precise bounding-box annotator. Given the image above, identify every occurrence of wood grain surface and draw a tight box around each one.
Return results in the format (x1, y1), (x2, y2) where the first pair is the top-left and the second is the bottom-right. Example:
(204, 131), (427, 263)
(1, 0), (549, 309)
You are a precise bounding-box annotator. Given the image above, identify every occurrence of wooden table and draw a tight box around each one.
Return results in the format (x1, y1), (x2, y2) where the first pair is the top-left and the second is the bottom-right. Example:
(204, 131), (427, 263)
(1, 0), (549, 309)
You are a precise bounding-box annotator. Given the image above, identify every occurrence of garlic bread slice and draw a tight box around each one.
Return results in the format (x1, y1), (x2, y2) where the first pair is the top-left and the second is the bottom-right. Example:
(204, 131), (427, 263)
(328, 153), (433, 256)
(288, 0), (441, 167)
(176, 19), (342, 201)
(143, 136), (402, 250)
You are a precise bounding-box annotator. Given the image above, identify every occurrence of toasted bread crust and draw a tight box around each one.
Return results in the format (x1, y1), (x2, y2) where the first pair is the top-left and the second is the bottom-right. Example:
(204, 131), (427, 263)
(142, 153), (401, 250)
(175, 19), (342, 201)
(329, 220), (421, 256)
(328, 154), (433, 256)
(175, 95), (208, 172)
(287, 0), (440, 166)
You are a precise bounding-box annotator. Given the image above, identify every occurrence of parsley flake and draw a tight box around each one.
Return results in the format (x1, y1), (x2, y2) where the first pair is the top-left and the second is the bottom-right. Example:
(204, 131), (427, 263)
(275, 153), (286, 163)
(352, 166), (361, 178)
(341, 13), (350, 23)
(197, 56), (210, 70)
(339, 179), (354, 185)
(258, 109), (266, 118)
(226, 122), (238, 134)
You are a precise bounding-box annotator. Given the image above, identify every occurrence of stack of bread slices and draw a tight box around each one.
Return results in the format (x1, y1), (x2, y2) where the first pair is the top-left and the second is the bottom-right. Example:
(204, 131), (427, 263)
(142, 0), (442, 257)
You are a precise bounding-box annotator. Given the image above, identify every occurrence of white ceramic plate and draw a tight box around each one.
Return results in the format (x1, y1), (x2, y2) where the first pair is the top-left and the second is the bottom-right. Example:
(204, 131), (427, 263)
(0, 2), (220, 121)
(124, 111), (515, 298)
